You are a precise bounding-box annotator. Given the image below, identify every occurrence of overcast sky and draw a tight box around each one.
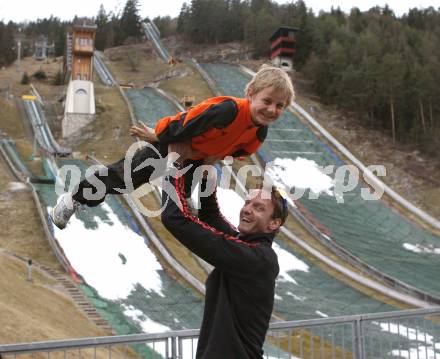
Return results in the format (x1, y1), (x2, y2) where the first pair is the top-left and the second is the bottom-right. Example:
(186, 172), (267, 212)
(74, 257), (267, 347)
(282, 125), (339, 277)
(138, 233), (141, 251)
(0, 0), (438, 23)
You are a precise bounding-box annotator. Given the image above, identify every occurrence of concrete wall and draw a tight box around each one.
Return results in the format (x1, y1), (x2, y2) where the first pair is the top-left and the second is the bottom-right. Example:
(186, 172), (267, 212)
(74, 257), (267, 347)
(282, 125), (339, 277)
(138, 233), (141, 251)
(271, 56), (293, 71)
(64, 80), (95, 114)
(62, 80), (95, 138)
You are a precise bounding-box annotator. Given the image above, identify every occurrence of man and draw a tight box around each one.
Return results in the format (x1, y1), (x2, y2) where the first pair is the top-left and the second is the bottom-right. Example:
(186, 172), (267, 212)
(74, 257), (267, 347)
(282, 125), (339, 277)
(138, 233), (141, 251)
(51, 65), (294, 229)
(161, 145), (288, 359)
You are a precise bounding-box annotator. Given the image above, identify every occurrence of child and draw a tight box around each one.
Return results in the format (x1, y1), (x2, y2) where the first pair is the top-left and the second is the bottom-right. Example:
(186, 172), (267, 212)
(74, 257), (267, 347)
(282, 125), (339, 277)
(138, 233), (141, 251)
(51, 65), (295, 229)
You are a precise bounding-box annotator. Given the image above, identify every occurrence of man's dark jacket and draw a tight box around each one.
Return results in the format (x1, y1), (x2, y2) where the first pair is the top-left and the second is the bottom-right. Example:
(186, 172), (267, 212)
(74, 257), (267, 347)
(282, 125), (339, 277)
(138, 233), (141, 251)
(162, 175), (279, 359)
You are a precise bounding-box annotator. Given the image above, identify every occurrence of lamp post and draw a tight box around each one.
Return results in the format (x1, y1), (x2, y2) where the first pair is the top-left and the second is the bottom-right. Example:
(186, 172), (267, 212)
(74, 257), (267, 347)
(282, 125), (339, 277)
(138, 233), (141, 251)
(27, 259), (33, 282)
(14, 28), (25, 73)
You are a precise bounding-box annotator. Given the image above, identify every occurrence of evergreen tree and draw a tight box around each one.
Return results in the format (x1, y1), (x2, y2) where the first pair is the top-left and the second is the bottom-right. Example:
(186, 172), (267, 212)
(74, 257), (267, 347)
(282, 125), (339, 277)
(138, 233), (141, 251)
(21, 71), (30, 84)
(225, 0), (245, 42)
(188, 0), (214, 43)
(348, 8), (367, 34)
(107, 13), (120, 47)
(245, 3), (278, 57)
(95, 4), (109, 50)
(54, 26), (66, 56)
(0, 22), (16, 66)
(286, 1), (315, 68)
(120, 0), (142, 42)
(153, 16), (176, 38)
(177, 2), (191, 35)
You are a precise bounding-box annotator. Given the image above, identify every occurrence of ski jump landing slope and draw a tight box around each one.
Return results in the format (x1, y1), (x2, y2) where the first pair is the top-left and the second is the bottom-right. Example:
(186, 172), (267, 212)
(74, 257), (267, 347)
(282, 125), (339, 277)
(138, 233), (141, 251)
(199, 62), (440, 301)
(122, 86), (402, 320)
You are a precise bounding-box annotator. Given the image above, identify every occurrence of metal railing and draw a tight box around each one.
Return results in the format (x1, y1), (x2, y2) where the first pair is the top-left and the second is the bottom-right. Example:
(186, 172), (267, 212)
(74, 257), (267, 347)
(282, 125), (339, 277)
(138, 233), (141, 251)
(21, 99), (70, 156)
(141, 22), (170, 62)
(1, 307), (440, 359)
(93, 51), (117, 87)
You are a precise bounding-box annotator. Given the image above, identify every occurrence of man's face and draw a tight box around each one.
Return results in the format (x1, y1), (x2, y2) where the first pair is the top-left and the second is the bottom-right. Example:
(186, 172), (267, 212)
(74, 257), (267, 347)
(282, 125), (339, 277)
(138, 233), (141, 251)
(247, 86), (287, 127)
(238, 189), (281, 235)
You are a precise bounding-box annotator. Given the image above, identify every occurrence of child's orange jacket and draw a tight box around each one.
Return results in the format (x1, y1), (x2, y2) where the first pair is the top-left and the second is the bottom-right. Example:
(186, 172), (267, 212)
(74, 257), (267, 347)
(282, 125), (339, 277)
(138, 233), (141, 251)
(155, 96), (267, 160)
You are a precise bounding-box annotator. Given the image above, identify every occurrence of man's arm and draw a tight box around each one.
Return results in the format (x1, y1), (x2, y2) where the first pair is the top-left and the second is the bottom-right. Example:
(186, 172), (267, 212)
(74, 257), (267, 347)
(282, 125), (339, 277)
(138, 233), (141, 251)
(161, 175), (268, 274)
(197, 177), (238, 236)
(167, 143), (236, 234)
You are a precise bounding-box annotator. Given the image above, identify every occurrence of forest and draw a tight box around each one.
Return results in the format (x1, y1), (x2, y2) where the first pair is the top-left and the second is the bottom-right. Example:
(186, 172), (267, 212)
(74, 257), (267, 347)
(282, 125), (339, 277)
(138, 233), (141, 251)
(0, 0), (439, 154)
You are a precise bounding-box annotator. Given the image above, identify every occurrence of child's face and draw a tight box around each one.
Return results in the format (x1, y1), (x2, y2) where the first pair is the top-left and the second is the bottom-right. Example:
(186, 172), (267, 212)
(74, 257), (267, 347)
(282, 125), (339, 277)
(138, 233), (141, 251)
(247, 86), (287, 126)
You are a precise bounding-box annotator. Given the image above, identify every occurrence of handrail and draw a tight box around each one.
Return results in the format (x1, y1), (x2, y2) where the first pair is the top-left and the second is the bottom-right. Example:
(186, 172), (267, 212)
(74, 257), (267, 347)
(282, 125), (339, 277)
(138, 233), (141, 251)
(141, 22), (170, 62)
(0, 139), (32, 181)
(33, 101), (71, 156)
(152, 87), (185, 111)
(2, 306), (439, 355)
(21, 99), (70, 156)
(93, 51), (117, 86)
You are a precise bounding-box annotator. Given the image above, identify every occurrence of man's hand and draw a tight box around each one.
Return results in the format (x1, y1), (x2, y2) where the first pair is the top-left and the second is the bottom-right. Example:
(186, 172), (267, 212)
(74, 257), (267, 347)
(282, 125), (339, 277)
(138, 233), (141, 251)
(168, 142), (195, 165)
(129, 122), (158, 142)
(203, 156), (217, 166)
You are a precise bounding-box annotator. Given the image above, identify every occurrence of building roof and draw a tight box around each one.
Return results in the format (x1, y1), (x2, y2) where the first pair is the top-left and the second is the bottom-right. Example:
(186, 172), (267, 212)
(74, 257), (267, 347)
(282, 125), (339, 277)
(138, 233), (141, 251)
(73, 23), (97, 32)
(270, 26), (300, 41)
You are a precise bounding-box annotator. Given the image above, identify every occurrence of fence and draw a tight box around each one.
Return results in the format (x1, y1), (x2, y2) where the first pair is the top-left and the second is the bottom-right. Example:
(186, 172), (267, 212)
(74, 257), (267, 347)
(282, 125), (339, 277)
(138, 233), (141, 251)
(1, 307), (440, 359)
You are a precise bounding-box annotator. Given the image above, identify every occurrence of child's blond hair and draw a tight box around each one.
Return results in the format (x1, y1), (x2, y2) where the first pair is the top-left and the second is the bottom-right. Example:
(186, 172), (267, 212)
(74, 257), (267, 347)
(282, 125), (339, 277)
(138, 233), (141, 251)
(245, 64), (295, 106)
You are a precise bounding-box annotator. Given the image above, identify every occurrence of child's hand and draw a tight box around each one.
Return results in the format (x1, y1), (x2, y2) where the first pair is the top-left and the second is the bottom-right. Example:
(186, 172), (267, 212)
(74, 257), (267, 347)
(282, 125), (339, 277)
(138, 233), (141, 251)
(129, 122), (158, 142)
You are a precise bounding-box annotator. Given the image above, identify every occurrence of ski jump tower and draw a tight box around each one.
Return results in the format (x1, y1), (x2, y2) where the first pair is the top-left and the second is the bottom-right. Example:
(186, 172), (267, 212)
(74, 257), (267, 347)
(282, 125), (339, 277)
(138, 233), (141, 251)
(62, 22), (97, 138)
(270, 26), (299, 71)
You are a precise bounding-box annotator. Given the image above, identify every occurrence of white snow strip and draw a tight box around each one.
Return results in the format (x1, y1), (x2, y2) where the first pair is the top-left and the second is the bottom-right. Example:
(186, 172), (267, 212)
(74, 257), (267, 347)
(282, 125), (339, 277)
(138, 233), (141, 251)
(403, 243), (440, 255)
(274, 294), (283, 301)
(273, 242), (309, 285)
(7, 181), (28, 191)
(126, 300), (198, 359)
(124, 305), (171, 333)
(49, 202), (165, 300)
(315, 311), (329, 318)
(322, 234), (332, 241)
(286, 291), (306, 301)
(265, 157), (334, 198)
(216, 187), (243, 228)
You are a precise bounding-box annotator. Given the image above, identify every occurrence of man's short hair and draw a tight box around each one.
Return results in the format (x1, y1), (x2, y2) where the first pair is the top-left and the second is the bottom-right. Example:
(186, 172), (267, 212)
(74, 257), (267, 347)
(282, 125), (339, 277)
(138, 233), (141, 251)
(270, 186), (288, 225)
(245, 64), (295, 106)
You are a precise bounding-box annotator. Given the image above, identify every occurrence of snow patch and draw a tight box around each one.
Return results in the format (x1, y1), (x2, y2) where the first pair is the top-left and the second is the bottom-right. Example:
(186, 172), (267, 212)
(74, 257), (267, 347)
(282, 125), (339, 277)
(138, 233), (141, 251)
(403, 243), (440, 255)
(265, 157), (334, 198)
(49, 202), (165, 300)
(8, 181), (28, 191)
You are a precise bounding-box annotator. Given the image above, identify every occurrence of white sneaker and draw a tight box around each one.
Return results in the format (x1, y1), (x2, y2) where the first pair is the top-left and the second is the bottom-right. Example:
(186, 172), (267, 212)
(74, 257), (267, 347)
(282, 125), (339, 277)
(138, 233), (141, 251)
(51, 193), (80, 229)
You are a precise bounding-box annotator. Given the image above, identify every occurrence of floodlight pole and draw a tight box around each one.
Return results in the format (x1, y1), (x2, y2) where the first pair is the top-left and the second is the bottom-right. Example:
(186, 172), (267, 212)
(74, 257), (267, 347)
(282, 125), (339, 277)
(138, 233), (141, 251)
(14, 29), (25, 72)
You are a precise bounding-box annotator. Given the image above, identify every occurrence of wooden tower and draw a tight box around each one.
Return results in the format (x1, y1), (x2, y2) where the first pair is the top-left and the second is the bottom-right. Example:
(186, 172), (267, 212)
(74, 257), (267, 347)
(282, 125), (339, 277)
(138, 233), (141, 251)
(62, 22), (97, 138)
(71, 23), (97, 81)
